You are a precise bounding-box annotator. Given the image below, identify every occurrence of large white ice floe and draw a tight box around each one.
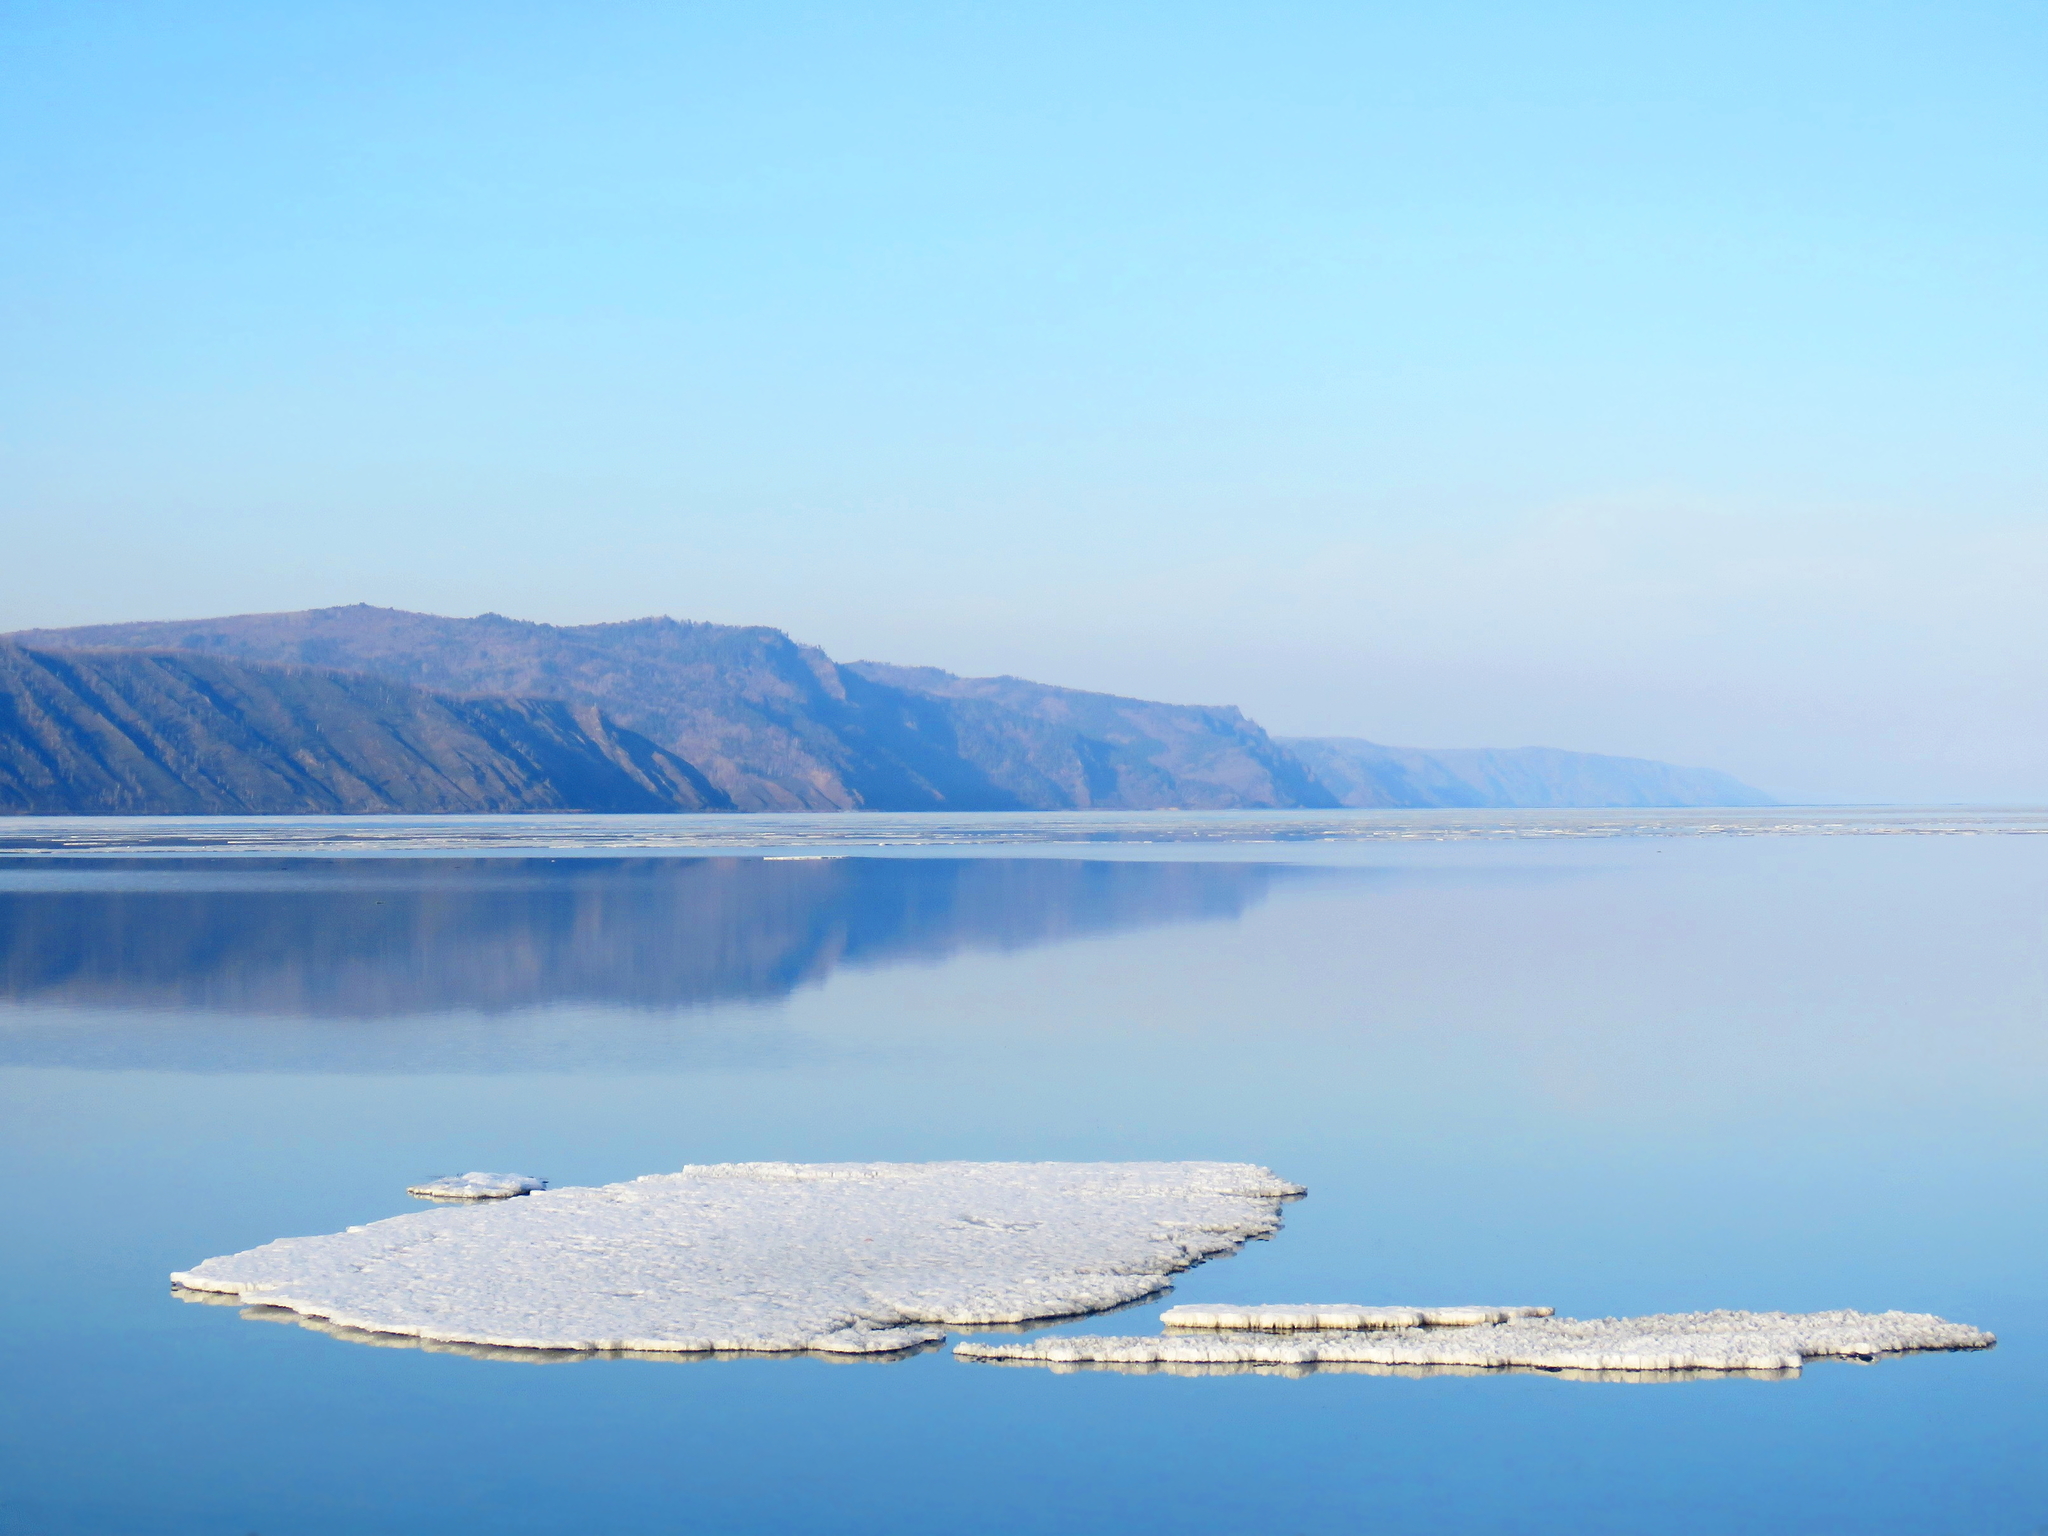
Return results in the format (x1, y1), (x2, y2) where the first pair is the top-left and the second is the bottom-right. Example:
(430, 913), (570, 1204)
(406, 1172), (547, 1200)
(170, 1161), (1303, 1355)
(956, 1308), (1995, 1374)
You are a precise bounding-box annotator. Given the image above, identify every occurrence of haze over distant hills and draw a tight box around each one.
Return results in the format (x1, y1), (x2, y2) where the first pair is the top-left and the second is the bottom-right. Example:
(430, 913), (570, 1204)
(1282, 736), (1774, 811)
(2, 605), (1774, 816)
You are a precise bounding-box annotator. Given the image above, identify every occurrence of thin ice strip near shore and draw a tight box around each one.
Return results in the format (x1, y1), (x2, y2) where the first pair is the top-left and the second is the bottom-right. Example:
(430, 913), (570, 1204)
(171, 1161), (1304, 1355)
(1160, 1304), (1552, 1330)
(956, 1310), (1995, 1374)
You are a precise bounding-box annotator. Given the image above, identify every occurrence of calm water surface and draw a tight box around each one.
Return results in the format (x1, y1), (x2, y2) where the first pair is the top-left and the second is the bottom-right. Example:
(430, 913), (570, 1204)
(1, 821), (2043, 1534)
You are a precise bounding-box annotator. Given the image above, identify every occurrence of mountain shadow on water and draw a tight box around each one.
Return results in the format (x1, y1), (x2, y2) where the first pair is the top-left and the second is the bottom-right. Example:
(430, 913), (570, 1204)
(0, 856), (1298, 1070)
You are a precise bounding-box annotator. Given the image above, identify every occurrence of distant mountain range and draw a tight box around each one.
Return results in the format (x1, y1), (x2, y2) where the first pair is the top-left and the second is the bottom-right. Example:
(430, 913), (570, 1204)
(1280, 736), (1773, 810)
(0, 605), (1774, 815)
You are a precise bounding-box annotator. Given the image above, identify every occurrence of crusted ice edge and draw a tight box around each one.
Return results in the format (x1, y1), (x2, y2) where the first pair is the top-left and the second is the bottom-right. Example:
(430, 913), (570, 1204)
(170, 1160), (1304, 1356)
(955, 1309), (1995, 1374)
(406, 1172), (548, 1200)
(1161, 1304), (1552, 1330)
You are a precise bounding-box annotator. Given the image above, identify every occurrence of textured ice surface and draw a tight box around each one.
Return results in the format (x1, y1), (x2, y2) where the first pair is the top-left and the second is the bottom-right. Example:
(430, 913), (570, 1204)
(406, 1172), (547, 1200)
(957, 1310), (1994, 1374)
(171, 1161), (1303, 1355)
(1160, 1304), (1552, 1330)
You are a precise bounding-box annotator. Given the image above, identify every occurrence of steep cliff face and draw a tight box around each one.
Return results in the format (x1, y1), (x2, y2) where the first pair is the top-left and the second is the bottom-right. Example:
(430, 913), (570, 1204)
(1279, 736), (1776, 809)
(8, 607), (1776, 814)
(13, 607), (1023, 811)
(849, 663), (1338, 810)
(0, 643), (724, 815)
(17, 607), (1328, 811)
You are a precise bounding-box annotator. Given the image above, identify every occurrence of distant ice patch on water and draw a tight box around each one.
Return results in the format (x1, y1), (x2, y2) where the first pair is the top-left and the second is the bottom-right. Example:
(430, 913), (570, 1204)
(1161, 1303), (1552, 1330)
(407, 1172), (548, 1200)
(171, 1161), (1303, 1355)
(11, 806), (2048, 860)
(957, 1309), (1995, 1375)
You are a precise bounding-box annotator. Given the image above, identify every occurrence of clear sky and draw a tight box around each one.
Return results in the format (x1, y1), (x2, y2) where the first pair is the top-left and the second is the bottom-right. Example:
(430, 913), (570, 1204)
(4, 1), (2044, 801)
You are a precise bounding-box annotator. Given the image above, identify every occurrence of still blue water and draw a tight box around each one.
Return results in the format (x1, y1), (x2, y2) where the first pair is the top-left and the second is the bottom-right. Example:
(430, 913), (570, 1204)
(1, 825), (2043, 1534)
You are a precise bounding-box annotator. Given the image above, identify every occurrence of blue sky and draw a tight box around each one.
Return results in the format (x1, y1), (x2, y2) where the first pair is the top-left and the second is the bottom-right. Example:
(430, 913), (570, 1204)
(4, 1), (2044, 800)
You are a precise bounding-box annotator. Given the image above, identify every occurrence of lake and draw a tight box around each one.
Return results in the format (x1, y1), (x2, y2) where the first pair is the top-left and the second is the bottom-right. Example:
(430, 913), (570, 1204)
(1, 811), (2043, 1534)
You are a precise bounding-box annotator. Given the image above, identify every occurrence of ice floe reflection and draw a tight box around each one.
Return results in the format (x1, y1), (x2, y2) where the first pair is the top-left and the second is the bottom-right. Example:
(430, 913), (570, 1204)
(169, 1288), (1816, 1381)
(186, 1296), (949, 1366)
(183, 1293), (1166, 1364)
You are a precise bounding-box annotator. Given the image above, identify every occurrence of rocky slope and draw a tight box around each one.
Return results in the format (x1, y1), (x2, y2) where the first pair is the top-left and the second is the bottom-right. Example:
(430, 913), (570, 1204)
(16, 607), (1324, 812)
(846, 662), (1335, 810)
(0, 642), (723, 815)
(8, 606), (1775, 813)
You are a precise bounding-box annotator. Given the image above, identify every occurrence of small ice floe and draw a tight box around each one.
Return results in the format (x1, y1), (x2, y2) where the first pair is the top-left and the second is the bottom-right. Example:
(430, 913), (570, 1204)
(406, 1173), (548, 1200)
(171, 1161), (1303, 1356)
(1160, 1304), (1552, 1330)
(956, 1309), (1995, 1375)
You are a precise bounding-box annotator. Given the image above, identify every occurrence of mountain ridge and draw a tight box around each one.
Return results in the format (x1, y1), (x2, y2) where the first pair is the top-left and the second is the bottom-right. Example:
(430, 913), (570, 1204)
(11, 606), (1330, 812)
(845, 660), (1336, 810)
(6, 605), (1776, 813)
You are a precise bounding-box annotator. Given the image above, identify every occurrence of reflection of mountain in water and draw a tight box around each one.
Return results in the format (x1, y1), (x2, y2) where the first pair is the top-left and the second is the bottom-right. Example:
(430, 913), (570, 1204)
(0, 856), (1284, 1021)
